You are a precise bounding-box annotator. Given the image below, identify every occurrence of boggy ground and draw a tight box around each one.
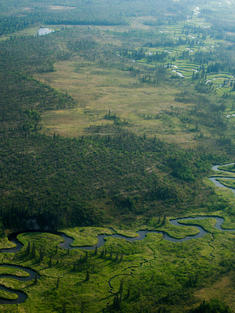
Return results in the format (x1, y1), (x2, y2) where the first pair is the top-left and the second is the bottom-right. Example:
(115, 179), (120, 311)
(0, 203), (234, 312)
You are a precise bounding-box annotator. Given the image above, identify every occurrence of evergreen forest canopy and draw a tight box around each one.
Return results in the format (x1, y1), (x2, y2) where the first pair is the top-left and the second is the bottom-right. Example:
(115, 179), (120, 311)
(0, 0), (234, 312)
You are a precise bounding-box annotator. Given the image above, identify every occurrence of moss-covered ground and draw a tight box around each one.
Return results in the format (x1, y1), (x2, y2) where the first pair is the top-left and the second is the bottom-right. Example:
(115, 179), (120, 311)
(0, 202), (234, 312)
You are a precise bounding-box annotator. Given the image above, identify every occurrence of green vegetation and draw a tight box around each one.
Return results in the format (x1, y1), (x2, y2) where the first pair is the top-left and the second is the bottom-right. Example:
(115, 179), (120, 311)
(217, 179), (235, 189)
(0, 0), (234, 312)
(62, 227), (113, 246)
(153, 217), (200, 238)
(219, 164), (235, 173)
(189, 299), (232, 313)
(0, 215), (234, 312)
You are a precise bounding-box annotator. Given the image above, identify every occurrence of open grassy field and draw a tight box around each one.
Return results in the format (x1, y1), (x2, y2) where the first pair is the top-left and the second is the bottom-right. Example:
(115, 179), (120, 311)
(30, 10), (235, 151)
(35, 57), (198, 146)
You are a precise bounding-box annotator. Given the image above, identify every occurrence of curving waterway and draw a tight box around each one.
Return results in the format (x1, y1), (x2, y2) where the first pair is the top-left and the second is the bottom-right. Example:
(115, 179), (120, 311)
(0, 264), (38, 304)
(0, 164), (234, 304)
(209, 163), (235, 195)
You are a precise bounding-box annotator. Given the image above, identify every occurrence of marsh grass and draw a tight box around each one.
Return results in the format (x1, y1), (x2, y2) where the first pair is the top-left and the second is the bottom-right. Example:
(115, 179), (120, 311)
(0, 212), (234, 312)
(36, 57), (197, 145)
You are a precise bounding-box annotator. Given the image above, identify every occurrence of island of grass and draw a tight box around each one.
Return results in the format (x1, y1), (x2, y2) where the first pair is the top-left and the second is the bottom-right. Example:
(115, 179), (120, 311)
(217, 178), (235, 189)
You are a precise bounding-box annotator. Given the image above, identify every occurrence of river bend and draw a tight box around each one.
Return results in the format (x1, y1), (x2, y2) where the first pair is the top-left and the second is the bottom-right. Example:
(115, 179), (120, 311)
(0, 164), (234, 303)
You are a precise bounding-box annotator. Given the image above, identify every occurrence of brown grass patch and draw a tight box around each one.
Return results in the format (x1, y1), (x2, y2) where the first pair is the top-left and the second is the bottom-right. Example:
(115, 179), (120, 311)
(194, 274), (235, 311)
(35, 57), (195, 145)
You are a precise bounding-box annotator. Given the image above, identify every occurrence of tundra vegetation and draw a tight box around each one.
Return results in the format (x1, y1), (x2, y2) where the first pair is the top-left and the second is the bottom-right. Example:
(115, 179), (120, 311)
(0, 0), (234, 312)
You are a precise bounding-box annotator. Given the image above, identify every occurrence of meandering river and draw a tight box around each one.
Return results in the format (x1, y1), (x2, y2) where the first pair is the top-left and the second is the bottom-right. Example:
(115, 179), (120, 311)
(0, 164), (234, 304)
(209, 164), (235, 195)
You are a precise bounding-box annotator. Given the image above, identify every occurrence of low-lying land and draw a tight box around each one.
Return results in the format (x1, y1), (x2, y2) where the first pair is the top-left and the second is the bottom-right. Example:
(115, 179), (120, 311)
(0, 0), (235, 312)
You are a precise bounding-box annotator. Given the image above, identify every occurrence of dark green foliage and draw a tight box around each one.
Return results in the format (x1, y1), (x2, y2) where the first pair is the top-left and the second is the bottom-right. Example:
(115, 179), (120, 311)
(56, 278), (60, 289)
(31, 242), (36, 258)
(0, 0), (195, 36)
(189, 299), (232, 313)
(0, 16), (32, 36)
(167, 150), (210, 181)
(0, 72), (74, 131)
(25, 242), (31, 256)
(85, 271), (89, 281)
(103, 257), (233, 313)
(0, 119), (218, 230)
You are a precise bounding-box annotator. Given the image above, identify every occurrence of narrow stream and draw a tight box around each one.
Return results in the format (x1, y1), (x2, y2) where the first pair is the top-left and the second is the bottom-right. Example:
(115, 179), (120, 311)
(0, 164), (234, 304)
(0, 264), (38, 304)
(209, 163), (235, 195)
